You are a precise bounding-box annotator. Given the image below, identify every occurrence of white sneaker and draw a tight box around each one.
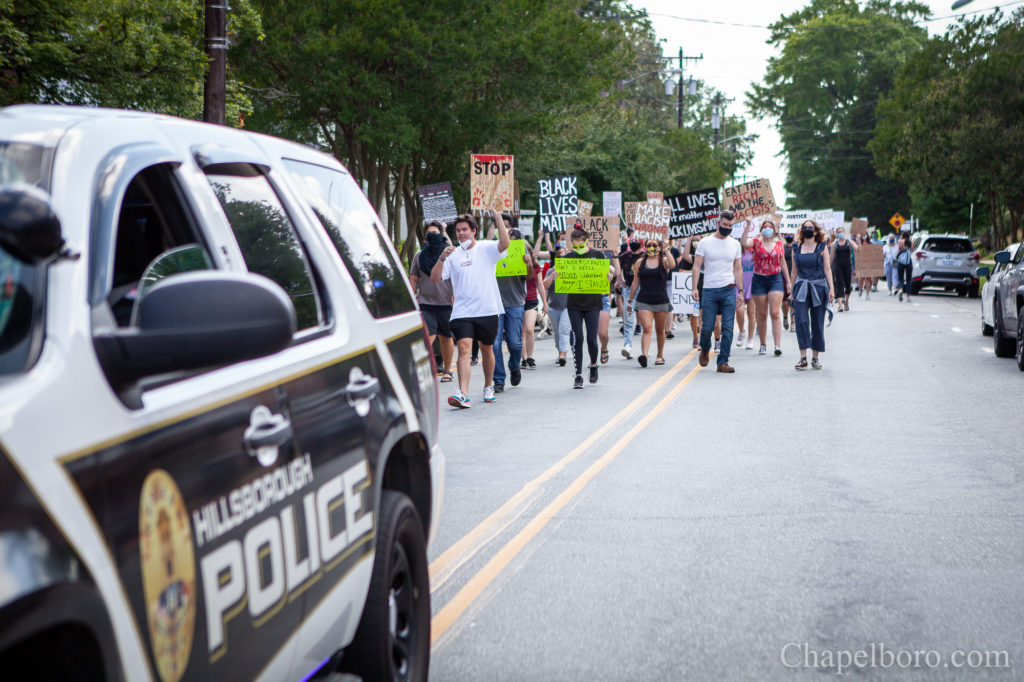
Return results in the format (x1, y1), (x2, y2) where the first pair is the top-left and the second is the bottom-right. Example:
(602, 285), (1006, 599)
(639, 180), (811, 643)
(745, 339), (754, 350)
(714, 340), (721, 353)
(483, 385), (496, 403)
(736, 332), (745, 347)
(865, 293), (871, 300)
(758, 344), (767, 355)
(621, 345), (632, 359)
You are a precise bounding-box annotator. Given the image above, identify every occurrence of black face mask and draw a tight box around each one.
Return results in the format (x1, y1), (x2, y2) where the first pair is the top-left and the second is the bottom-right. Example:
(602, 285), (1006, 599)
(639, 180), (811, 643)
(630, 242), (642, 252)
(801, 227), (815, 239)
(426, 232), (447, 247)
(784, 235), (794, 243)
(718, 225), (733, 237)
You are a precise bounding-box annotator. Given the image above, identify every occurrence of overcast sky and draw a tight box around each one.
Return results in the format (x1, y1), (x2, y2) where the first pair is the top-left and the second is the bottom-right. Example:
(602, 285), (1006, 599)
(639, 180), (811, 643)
(635, 0), (1012, 209)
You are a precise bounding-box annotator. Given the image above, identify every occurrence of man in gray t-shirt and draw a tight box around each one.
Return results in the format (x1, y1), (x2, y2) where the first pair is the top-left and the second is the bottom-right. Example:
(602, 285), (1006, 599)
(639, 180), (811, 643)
(409, 221), (455, 379)
(493, 224), (533, 392)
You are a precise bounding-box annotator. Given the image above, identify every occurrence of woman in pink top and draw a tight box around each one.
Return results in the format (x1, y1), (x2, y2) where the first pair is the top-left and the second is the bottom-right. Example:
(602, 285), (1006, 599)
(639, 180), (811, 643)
(742, 219), (793, 355)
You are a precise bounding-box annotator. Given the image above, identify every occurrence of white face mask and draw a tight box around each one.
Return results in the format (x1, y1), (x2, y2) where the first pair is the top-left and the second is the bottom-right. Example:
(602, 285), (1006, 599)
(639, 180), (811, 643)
(459, 238), (474, 250)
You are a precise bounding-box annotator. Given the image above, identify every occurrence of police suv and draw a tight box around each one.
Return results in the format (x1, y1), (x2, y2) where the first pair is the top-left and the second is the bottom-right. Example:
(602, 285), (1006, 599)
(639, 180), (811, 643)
(0, 105), (443, 682)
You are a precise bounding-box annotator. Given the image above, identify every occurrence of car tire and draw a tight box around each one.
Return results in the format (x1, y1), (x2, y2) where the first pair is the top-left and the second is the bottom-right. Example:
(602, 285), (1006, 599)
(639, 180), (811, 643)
(994, 302), (1016, 358)
(982, 317), (994, 336)
(1017, 314), (1024, 372)
(342, 490), (430, 682)
(968, 283), (980, 299)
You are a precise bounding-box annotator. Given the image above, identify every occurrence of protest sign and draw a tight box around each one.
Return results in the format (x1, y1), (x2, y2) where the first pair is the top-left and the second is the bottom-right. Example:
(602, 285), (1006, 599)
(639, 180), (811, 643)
(496, 239), (527, 277)
(730, 218), (756, 239)
(624, 202), (639, 230)
(665, 187), (721, 239)
(603, 191), (622, 217)
(570, 216), (620, 252)
(418, 182), (458, 224)
(553, 257), (611, 294)
(851, 217), (868, 237)
(470, 154), (514, 212)
(780, 209), (834, 235)
(631, 201), (671, 242)
(578, 199), (594, 217)
(832, 211), (846, 234)
(855, 243), (885, 278)
(671, 271), (696, 315)
(539, 176), (578, 233)
(721, 178), (777, 222)
(647, 191), (664, 204)
(518, 210), (536, 238)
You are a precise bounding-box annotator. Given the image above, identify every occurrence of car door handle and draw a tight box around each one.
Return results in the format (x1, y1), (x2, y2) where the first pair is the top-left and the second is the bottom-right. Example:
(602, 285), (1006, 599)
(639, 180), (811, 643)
(344, 375), (379, 400)
(244, 416), (293, 450)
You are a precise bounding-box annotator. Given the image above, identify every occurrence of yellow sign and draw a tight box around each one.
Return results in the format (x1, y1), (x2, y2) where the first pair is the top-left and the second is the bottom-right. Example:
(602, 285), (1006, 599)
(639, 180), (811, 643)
(139, 469), (196, 682)
(554, 257), (611, 294)
(496, 239), (527, 277)
(889, 212), (905, 229)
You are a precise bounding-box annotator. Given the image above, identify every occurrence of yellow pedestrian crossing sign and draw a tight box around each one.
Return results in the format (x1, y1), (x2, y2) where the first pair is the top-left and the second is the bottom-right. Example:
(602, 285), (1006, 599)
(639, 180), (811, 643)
(889, 212), (906, 229)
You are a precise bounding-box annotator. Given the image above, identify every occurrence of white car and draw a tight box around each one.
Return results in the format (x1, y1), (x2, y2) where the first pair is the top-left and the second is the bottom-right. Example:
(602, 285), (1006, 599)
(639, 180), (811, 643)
(981, 242), (1020, 336)
(0, 105), (443, 682)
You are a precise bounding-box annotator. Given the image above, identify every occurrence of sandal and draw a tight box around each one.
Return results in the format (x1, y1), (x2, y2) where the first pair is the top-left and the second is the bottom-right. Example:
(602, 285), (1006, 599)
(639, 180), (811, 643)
(438, 370), (453, 383)
(601, 348), (609, 364)
(654, 357), (665, 366)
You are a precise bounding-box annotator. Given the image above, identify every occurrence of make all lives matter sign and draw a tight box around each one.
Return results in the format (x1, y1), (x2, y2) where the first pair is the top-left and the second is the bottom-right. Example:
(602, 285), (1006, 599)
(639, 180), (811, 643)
(665, 188), (721, 239)
(539, 176), (578, 233)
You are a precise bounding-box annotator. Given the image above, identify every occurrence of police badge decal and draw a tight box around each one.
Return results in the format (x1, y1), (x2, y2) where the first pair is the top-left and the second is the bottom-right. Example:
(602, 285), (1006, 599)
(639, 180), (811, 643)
(139, 469), (197, 682)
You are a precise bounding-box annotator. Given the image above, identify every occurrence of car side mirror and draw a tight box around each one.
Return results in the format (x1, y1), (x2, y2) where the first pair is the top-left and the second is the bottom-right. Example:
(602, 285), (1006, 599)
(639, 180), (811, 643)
(994, 250), (1011, 264)
(94, 271), (296, 387)
(976, 266), (990, 279)
(0, 184), (64, 265)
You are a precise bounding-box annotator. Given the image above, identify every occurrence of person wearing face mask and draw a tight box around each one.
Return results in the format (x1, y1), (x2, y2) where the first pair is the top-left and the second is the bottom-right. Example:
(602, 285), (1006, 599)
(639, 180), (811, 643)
(782, 231), (796, 330)
(492, 221), (533, 394)
(678, 234), (702, 348)
(431, 208), (510, 408)
(409, 220), (455, 382)
(830, 228), (858, 312)
(550, 228), (615, 388)
(691, 210), (744, 373)
(882, 234), (899, 295)
(790, 220), (835, 370)
(742, 218), (792, 356)
(626, 239), (676, 367)
(617, 237), (645, 358)
(543, 246), (572, 366)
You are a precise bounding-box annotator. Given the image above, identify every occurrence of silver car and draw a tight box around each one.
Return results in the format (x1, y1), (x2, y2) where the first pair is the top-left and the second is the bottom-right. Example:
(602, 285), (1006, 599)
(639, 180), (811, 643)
(981, 242), (1020, 335)
(909, 233), (980, 297)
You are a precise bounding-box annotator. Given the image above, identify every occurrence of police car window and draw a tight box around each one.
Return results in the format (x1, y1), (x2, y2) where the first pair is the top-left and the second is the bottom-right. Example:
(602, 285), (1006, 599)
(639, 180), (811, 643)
(205, 167), (324, 330)
(1013, 244), (1024, 264)
(282, 159), (415, 319)
(108, 165), (212, 327)
(0, 141), (54, 374)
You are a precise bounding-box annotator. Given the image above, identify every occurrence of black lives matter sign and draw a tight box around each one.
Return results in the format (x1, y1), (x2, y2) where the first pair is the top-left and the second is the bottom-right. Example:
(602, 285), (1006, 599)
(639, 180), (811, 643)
(538, 176), (578, 233)
(666, 188), (721, 239)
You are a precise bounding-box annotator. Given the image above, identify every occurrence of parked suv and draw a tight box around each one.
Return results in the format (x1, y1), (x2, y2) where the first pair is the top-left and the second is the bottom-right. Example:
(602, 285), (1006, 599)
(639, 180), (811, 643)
(980, 242), (1020, 336)
(992, 242), (1024, 368)
(908, 233), (980, 297)
(0, 105), (443, 681)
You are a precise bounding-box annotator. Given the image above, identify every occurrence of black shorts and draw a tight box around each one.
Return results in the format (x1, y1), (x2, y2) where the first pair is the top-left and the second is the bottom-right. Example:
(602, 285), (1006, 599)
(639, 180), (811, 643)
(524, 298), (539, 311)
(450, 315), (499, 345)
(420, 304), (452, 338)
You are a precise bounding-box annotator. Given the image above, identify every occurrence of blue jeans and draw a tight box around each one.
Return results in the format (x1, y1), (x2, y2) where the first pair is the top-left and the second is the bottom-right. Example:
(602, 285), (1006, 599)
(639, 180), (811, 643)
(493, 305), (524, 385)
(793, 296), (826, 352)
(549, 306), (571, 353)
(699, 285), (737, 366)
(623, 290), (638, 347)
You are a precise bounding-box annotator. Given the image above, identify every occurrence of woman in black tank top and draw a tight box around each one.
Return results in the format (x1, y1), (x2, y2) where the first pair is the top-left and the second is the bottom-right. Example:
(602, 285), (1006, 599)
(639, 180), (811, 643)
(626, 240), (676, 367)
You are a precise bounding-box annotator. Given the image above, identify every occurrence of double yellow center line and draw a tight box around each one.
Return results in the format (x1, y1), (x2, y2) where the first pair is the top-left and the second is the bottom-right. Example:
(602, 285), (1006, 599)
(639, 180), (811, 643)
(430, 348), (707, 645)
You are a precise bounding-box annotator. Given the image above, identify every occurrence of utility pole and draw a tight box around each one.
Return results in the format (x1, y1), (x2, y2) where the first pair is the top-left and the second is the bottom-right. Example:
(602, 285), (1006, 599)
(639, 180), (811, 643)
(712, 92), (735, 146)
(203, 0), (228, 125)
(669, 47), (702, 129)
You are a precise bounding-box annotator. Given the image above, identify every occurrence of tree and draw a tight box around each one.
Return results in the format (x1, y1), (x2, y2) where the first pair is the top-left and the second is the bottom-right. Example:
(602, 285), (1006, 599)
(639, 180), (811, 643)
(747, 0), (929, 223)
(871, 10), (1024, 247)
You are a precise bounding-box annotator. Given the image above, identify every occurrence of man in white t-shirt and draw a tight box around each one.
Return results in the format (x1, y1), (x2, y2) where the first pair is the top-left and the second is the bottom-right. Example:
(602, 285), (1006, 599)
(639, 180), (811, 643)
(691, 210), (743, 373)
(431, 208), (509, 407)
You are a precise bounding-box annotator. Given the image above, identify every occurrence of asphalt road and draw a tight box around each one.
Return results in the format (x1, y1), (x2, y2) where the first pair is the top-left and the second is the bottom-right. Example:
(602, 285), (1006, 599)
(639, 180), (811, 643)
(426, 289), (1024, 680)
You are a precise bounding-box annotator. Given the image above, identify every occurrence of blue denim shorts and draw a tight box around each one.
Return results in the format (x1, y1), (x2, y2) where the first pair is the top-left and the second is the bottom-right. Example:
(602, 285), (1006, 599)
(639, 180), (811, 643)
(601, 294), (611, 313)
(751, 272), (784, 296)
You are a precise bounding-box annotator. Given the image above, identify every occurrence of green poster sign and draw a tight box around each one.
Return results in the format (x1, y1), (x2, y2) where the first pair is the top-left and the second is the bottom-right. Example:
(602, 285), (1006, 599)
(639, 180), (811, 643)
(553, 257), (611, 294)
(496, 239), (527, 277)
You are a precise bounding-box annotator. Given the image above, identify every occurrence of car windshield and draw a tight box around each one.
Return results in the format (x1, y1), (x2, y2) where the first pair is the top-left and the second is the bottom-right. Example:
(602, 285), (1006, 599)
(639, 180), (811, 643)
(0, 141), (53, 375)
(922, 238), (972, 253)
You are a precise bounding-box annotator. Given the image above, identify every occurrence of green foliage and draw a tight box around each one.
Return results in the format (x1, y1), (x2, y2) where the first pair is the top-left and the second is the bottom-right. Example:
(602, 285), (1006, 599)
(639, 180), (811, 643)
(871, 9), (1024, 247)
(0, 0), (260, 120)
(747, 0), (928, 223)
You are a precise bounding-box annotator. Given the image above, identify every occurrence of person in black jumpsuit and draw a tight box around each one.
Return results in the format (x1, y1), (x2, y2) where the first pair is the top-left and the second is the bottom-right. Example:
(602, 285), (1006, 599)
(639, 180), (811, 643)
(831, 230), (858, 312)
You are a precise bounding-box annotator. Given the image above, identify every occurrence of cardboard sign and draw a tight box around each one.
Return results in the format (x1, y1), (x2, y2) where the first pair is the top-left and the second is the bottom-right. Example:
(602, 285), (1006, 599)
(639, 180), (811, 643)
(603, 191), (622, 217)
(730, 219), (756, 239)
(780, 209), (833, 236)
(518, 210), (536, 239)
(855, 243), (885, 278)
(631, 201), (671, 242)
(496, 239), (527, 277)
(578, 199), (594, 217)
(569, 216), (620, 252)
(539, 176), (578, 233)
(470, 154), (514, 212)
(671, 271), (696, 315)
(418, 182), (459, 225)
(665, 188), (721, 239)
(647, 191), (664, 204)
(553, 257), (611, 294)
(851, 217), (868, 237)
(624, 202), (639, 230)
(721, 178), (777, 222)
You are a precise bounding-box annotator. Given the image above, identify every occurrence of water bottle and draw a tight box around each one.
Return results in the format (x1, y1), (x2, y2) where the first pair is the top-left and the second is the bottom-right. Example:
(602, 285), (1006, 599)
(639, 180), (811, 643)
(693, 299), (701, 311)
